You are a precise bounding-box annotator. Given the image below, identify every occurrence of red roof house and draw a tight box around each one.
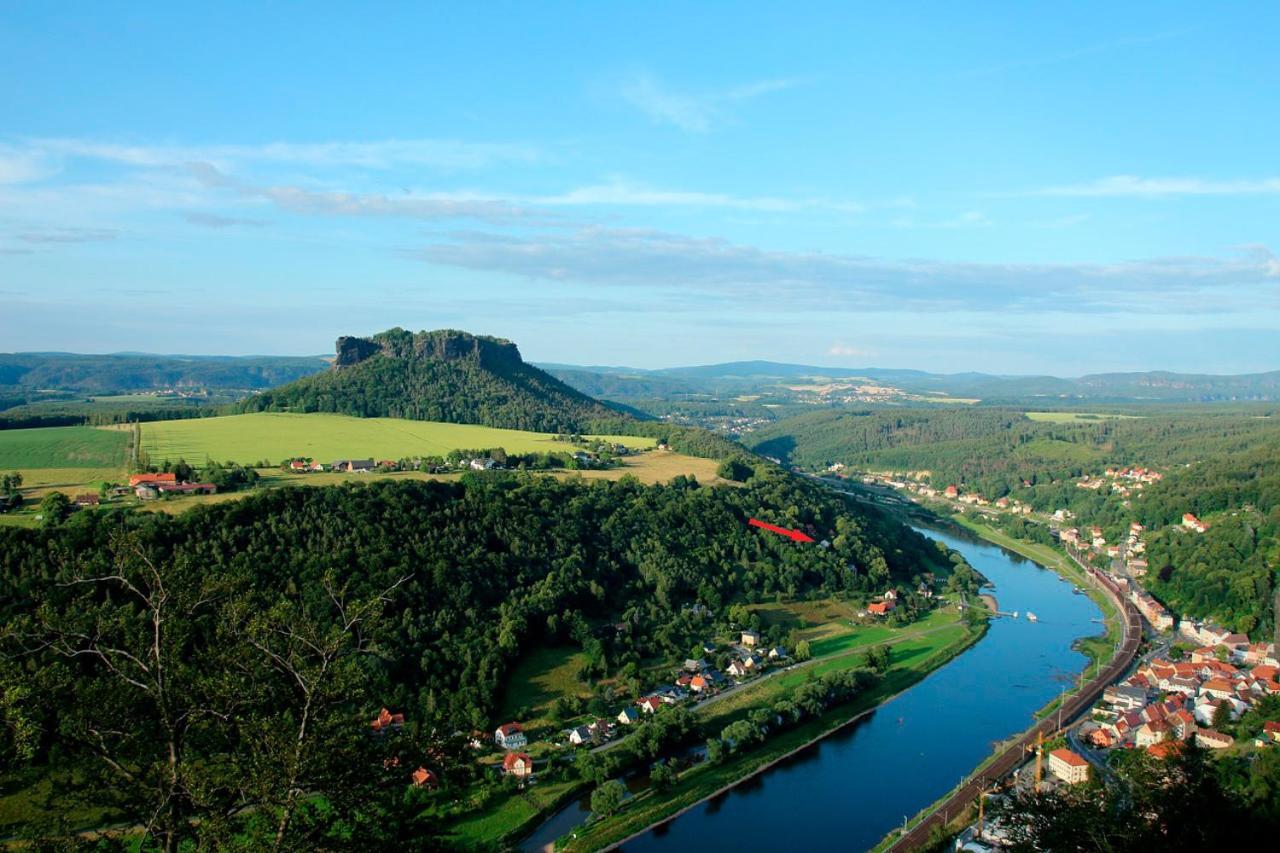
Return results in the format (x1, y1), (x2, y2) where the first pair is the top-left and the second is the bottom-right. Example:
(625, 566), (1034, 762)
(502, 752), (534, 778)
(371, 707), (405, 735)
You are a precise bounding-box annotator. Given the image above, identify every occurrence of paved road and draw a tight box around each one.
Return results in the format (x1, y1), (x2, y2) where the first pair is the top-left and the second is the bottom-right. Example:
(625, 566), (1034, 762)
(884, 552), (1142, 852)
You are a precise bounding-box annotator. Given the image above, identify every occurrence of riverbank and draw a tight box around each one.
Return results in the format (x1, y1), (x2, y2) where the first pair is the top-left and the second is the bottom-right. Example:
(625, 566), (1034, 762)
(871, 514), (1137, 852)
(555, 618), (986, 852)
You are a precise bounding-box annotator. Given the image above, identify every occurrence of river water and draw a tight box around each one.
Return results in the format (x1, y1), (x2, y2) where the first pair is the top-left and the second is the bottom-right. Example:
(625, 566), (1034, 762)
(522, 523), (1102, 852)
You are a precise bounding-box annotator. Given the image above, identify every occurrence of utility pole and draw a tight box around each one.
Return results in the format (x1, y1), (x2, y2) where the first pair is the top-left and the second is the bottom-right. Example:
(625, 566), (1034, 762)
(1034, 731), (1045, 793)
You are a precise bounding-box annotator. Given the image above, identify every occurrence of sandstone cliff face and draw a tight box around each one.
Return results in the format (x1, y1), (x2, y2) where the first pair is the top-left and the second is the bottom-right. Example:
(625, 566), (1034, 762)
(334, 336), (382, 368)
(333, 329), (522, 370)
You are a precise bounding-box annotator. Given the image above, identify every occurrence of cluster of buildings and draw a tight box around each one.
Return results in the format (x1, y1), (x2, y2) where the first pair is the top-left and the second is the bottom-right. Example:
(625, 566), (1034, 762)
(1077, 466), (1163, 498)
(128, 472), (217, 500)
(369, 707), (440, 790)
(1082, 640), (1279, 756)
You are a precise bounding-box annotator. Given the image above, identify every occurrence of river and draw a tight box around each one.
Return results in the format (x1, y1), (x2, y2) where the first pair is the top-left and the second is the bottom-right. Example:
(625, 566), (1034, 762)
(522, 522), (1103, 852)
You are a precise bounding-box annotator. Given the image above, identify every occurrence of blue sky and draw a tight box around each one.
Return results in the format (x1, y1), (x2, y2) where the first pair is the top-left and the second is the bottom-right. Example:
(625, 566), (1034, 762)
(2, 2), (1278, 374)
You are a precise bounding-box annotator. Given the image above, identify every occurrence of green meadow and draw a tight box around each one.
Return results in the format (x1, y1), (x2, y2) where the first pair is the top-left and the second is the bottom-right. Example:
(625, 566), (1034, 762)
(140, 412), (655, 466)
(0, 425), (128, 470)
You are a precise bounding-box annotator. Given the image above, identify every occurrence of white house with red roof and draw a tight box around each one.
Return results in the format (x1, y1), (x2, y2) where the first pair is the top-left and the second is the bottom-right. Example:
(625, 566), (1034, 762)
(494, 722), (527, 749)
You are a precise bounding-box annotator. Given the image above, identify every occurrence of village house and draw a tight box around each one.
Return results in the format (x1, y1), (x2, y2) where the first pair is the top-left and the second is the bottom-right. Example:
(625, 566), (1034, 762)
(1181, 513), (1208, 533)
(689, 674), (710, 693)
(502, 752), (534, 779)
(727, 660), (750, 678)
(867, 600), (895, 616)
(740, 630), (760, 648)
(371, 707), (405, 736)
(1135, 719), (1172, 748)
(617, 707), (640, 726)
(494, 722), (527, 749)
(129, 472), (177, 487)
(1048, 748), (1090, 785)
(944, 484), (959, 499)
(411, 766), (438, 788)
(332, 459), (375, 473)
(73, 493), (99, 507)
(637, 696), (663, 715)
(1195, 729), (1235, 750)
(768, 646), (787, 660)
(568, 725), (594, 746)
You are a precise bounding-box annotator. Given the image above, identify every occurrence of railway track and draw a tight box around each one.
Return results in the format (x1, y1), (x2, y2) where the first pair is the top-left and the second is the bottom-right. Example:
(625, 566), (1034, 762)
(884, 552), (1142, 851)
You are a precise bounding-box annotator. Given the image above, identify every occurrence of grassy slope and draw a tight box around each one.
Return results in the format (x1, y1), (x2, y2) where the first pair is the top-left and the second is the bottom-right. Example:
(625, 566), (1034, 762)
(140, 412), (653, 466)
(0, 425), (127, 470)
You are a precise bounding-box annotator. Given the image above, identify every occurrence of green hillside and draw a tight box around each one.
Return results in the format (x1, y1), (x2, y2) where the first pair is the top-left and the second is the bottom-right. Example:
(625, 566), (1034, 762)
(238, 328), (626, 433)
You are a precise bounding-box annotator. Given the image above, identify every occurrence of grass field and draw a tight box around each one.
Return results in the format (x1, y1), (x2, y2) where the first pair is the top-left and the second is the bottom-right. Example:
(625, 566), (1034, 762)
(497, 646), (592, 728)
(0, 425), (128, 470)
(1024, 411), (1141, 422)
(139, 412), (655, 466)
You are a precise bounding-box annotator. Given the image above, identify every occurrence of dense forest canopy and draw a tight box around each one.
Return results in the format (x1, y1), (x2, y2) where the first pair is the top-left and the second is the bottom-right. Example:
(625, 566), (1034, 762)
(0, 468), (942, 847)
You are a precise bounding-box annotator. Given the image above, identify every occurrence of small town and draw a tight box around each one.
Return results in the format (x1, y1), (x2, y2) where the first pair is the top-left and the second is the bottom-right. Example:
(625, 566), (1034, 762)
(846, 465), (1280, 850)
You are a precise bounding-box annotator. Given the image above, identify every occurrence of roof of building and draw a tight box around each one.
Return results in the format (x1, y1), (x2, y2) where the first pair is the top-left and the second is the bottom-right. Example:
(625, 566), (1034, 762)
(496, 722), (523, 736)
(1050, 748), (1088, 768)
(502, 752), (532, 771)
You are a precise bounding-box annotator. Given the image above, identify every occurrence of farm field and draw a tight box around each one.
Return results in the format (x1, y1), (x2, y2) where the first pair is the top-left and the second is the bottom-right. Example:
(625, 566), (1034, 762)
(1024, 411), (1141, 422)
(139, 412), (656, 466)
(136, 450), (725, 516)
(0, 425), (128, 470)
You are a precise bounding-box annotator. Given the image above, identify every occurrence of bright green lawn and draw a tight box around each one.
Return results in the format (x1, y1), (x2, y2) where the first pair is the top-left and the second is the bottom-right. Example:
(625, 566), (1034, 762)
(0, 425), (128, 470)
(140, 413), (655, 467)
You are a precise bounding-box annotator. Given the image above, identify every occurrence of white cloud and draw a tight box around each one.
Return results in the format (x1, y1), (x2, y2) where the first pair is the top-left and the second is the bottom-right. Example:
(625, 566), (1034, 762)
(16, 227), (119, 244)
(1034, 175), (1280, 197)
(415, 226), (1280, 315)
(0, 145), (54, 184)
(619, 73), (802, 132)
(828, 343), (871, 357)
(25, 137), (540, 171)
(533, 178), (864, 213)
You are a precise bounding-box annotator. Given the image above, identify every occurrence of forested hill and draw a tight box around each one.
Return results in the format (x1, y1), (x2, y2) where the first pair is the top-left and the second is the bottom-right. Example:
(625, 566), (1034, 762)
(0, 470), (947, 847)
(238, 328), (626, 433)
(748, 407), (1280, 496)
(0, 352), (328, 395)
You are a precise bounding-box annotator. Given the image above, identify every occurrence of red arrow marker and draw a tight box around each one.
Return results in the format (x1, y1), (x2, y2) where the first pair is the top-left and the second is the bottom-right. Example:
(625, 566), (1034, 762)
(749, 518), (815, 543)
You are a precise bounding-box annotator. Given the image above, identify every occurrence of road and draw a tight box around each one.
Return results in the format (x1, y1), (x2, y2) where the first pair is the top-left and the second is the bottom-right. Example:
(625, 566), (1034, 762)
(590, 617), (968, 754)
(884, 552), (1142, 852)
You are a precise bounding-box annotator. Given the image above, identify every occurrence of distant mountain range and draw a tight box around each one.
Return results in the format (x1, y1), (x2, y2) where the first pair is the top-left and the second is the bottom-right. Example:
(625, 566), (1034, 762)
(237, 328), (627, 433)
(0, 352), (330, 396)
(537, 361), (1280, 404)
(3, 348), (1277, 408)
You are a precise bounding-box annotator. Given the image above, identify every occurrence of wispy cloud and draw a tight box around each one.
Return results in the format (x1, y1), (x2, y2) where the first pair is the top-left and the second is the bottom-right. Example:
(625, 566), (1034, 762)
(16, 226), (119, 244)
(890, 210), (991, 229)
(1033, 175), (1280, 197)
(961, 30), (1189, 77)
(187, 163), (558, 226)
(181, 211), (266, 229)
(416, 226), (1280, 315)
(828, 343), (872, 358)
(532, 178), (864, 213)
(21, 137), (541, 172)
(0, 144), (54, 184)
(619, 73), (803, 132)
